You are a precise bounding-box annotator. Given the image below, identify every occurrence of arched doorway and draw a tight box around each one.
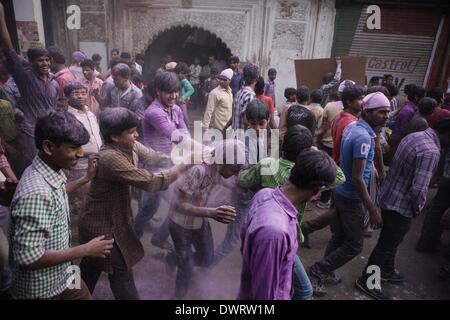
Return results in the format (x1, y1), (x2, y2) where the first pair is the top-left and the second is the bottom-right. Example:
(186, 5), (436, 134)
(144, 25), (232, 76)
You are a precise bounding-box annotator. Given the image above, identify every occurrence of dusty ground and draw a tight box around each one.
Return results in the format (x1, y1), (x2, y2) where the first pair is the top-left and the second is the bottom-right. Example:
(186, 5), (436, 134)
(75, 105), (450, 300)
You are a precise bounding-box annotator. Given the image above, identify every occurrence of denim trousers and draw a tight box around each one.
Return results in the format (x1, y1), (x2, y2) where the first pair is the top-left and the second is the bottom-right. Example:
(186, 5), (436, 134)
(167, 219), (214, 299)
(79, 243), (139, 300)
(292, 254), (313, 300)
(309, 192), (365, 278)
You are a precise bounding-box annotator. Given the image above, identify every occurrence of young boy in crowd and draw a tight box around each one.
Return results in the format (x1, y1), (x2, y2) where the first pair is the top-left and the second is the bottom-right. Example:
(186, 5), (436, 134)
(65, 82), (102, 217)
(264, 68), (277, 106)
(255, 76), (277, 129)
(165, 140), (247, 299)
(308, 90), (325, 129)
(9, 110), (114, 300)
(81, 59), (104, 116)
(78, 107), (190, 300)
(175, 62), (195, 129)
(238, 148), (337, 300)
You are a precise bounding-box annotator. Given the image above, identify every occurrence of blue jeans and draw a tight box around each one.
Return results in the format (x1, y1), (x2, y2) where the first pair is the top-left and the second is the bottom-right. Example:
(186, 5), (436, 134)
(134, 190), (161, 238)
(212, 189), (252, 266)
(292, 254), (313, 300)
(167, 219), (214, 299)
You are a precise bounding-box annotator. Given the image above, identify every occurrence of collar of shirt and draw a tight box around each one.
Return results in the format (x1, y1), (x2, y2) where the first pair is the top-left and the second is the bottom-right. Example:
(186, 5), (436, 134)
(68, 105), (89, 114)
(33, 155), (67, 189)
(53, 68), (71, 78)
(273, 187), (298, 220)
(356, 118), (376, 138)
(424, 127), (441, 149)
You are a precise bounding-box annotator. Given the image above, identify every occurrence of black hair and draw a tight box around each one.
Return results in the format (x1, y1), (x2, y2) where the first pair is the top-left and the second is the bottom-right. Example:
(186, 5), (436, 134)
(284, 87), (297, 99)
(229, 55), (240, 64)
(286, 104), (317, 135)
(160, 56), (170, 66)
(268, 68), (277, 75)
(310, 89), (323, 104)
(111, 49), (120, 54)
(154, 71), (180, 93)
(385, 83), (399, 98)
(366, 85), (390, 97)
(99, 107), (140, 144)
(435, 117), (450, 134)
(131, 73), (144, 87)
(243, 63), (259, 86)
(135, 53), (145, 61)
(296, 86), (310, 104)
(404, 84), (415, 97)
(27, 48), (50, 62)
(245, 99), (270, 122)
(427, 87), (444, 105)
(80, 59), (96, 70)
(35, 110), (90, 150)
(175, 62), (190, 75)
(112, 63), (131, 79)
(64, 82), (87, 98)
(282, 125), (313, 162)
(210, 67), (219, 76)
(289, 149), (337, 189)
(341, 85), (364, 108)
(49, 50), (66, 64)
(406, 84), (426, 102)
(255, 76), (265, 95)
(109, 58), (122, 69)
(120, 52), (132, 60)
(417, 97), (438, 116)
(92, 53), (102, 61)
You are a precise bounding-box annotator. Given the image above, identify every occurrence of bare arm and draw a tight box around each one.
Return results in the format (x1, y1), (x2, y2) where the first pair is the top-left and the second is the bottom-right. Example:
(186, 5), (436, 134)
(0, 3), (14, 51)
(24, 236), (114, 270)
(352, 158), (382, 229)
(66, 154), (98, 194)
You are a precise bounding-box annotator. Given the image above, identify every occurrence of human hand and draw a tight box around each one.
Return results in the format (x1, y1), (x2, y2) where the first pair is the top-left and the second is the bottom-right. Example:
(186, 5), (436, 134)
(369, 207), (383, 229)
(85, 154), (99, 180)
(84, 235), (114, 258)
(211, 205), (236, 224)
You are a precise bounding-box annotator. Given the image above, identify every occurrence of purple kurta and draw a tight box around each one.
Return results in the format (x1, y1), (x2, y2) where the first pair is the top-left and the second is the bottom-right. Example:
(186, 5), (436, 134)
(142, 98), (190, 155)
(238, 187), (298, 300)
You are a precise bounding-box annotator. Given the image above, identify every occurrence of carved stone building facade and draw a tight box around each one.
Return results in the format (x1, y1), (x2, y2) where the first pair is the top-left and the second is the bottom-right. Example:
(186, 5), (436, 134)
(44, 0), (336, 101)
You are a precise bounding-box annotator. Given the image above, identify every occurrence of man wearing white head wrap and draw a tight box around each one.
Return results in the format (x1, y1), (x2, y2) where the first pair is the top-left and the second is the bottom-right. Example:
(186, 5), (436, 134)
(308, 92), (390, 297)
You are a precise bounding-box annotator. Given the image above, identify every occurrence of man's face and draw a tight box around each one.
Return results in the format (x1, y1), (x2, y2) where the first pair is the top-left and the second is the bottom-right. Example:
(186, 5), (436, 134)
(68, 88), (88, 108)
(219, 165), (239, 179)
(32, 55), (51, 75)
(288, 94), (297, 102)
(94, 59), (101, 67)
(229, 61), (238, 71)
(386, 76), (394, 85)
(247, 119), (268, 133)
(157, 89), (178, 108)
(367, 107), (390, 128)
(82, 66), (94, 80)
(269, 72), (277, 81)
(219, 76), (231, 89)
(113, 74), (130, 90)
(47, 142), (84, 170)
(208, 56), (215, 65)
(112, 127), (138, 150)
(348, 95), (364, 114)
(111, 51), (119, 59)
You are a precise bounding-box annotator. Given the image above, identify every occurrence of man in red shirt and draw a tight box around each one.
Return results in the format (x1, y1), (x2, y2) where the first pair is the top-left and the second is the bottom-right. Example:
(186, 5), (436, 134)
(255, 76), (277, 129)
(331, 85), (364, 164)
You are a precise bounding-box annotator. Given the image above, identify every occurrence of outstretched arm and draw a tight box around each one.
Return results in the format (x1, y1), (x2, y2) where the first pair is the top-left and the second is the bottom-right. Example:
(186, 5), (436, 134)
(0, 3), (14, 51)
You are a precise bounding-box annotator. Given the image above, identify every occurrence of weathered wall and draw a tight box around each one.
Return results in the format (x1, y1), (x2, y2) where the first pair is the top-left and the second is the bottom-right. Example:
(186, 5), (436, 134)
(47, 0), (336, 107)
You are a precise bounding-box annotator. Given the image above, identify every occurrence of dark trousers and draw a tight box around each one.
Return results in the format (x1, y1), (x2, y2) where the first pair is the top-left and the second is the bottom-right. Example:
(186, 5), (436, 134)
(301, 208), (336, 235)
(310, 192), (365, 277)
(363, 208), (411, 276)
(79, 243), (139, 300)
(417, 177), (450, 250)
(167, 219), (214, 299)
(319, 144), (333, 203)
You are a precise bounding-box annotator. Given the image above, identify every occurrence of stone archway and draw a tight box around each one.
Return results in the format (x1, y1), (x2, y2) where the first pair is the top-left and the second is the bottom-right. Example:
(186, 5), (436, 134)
(143, 25), (232, 74)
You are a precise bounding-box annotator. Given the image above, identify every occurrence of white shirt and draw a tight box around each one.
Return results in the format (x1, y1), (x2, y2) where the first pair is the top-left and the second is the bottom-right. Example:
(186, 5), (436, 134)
(68, 106), (103, 169)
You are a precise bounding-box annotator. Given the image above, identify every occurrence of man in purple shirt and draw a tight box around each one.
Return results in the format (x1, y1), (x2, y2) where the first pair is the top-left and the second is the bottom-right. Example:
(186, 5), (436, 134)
(238, 149), (337, 300)
(0, 4), (59, 166)
(136, 71), (192, 250)
(356, 119), (449, 300)
(388, 84), (426, 158)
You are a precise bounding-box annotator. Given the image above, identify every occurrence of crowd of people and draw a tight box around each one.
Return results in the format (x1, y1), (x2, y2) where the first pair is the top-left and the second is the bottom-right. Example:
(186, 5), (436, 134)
(0, 3), (450, 300)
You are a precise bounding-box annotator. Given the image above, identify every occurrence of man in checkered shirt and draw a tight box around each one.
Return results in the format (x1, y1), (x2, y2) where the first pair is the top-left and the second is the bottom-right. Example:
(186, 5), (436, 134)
(9, 111), (114, 299)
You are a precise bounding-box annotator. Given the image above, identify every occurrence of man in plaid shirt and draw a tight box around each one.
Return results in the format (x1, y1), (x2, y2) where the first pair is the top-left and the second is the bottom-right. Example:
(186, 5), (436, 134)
(9, 111), (114, 299)
(356, 117), (450, 300)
